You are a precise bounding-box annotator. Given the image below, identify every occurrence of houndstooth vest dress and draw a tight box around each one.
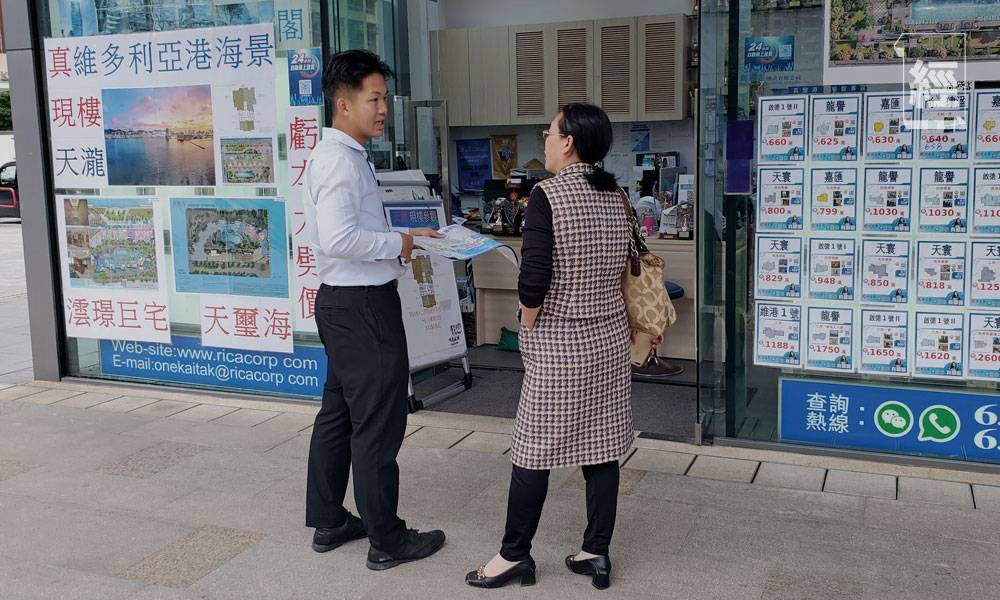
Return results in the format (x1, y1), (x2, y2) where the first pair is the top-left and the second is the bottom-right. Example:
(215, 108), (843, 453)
(510, 162), (635, 470)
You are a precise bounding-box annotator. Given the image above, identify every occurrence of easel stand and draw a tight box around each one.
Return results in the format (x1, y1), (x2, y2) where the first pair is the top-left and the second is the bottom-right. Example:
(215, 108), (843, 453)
(407, 356), (473, 413)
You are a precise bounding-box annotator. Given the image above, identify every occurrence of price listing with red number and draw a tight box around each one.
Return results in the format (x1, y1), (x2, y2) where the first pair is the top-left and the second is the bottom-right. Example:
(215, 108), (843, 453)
(970, 242), (1000, 308)
(967, 313), (1000, 381)
(861, 239), (910, 303)
(758, 96), (807, 162)
(863, 93), (914, 160)
(863, 167), (912, 232)
(916, 241), (966, 306)
(810, 168), (857, 231)
(917, 91), (970, 160)
(918, 167), (968, 233)
(973, 90), (1000, 161)
(754, 302), (802, 367)
(972, 167), (1000, 234)
(860, 309), (909, 375)
(809, 94), (860, 161)
(755, 236), (802, 299)
(808, 238), (856, 301)
(914, 312), (965, 379)
(806, 307), (855, 372)
(757, 168), (805, 231)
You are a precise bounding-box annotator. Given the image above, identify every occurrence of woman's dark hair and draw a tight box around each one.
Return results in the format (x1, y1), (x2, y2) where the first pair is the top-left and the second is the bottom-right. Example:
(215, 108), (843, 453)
(557, 102), (618, 191)
(324, 49), (395, 101)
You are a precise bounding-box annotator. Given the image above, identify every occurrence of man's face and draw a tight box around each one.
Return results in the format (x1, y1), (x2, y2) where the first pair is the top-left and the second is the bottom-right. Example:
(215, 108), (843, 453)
(337, 72), (388, 141)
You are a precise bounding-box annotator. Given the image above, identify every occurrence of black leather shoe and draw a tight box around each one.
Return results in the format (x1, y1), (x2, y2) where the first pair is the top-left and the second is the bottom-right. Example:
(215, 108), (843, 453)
(465, 558), (536, 588)
(566, 554), (611, 590)
(312, 513), (367, 553)
(366, 529), (446, 571)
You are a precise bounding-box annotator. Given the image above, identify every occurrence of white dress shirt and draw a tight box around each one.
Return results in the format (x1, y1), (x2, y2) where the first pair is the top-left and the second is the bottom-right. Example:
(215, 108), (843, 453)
(302, 128), (405, 287)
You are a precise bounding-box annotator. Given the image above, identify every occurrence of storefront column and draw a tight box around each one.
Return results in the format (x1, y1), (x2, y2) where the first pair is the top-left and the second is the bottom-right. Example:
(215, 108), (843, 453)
(3, 0), (63, 381)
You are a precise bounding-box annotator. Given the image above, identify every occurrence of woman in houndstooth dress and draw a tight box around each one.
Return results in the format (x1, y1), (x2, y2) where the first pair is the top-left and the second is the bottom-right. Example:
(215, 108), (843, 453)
(466, 103), (633, 591)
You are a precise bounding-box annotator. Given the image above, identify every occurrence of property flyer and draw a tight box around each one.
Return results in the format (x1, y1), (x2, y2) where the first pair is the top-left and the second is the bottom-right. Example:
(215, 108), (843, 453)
(917, 91), (970, 160)
(973, 89), (1000, 161)
(863, 93), (914, 160)
(754, 302), (802, 367)
(967, 313), (1000, 382)
(758, 96), (807, 162)
(861, 239), (910, 304)
(757, 167), (805, 231)
(970, 241), (1000, 308)
(863, 167), (912, 232)
(859, 309), (910, 375)
(808, 237), (855, 301)
(810, 168), (857, 231)
(917, 167), (968, 234)
(809, 94), (860, 161)
(416, 224), (516, 264)
(915, 241), (966, 306)
(914, 312), (965, 379)
(972, 168), (1000, 235)
(755, 236), (802, 299)
(806, 306), (855, 372)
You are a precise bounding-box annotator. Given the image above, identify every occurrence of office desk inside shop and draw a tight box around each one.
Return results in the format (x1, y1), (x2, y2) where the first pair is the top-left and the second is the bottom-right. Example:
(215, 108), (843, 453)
(471, 236), (697, 361)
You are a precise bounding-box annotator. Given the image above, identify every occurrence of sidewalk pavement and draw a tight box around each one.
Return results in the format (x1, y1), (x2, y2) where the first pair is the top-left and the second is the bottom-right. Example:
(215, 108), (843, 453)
(0, 222), (33, 384)
(2, 379), (999, 600)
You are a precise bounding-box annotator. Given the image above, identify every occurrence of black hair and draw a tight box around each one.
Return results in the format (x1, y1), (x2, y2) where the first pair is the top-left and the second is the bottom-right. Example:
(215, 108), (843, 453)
(323, 49), (394, 101)
(557, 102), (618, 192)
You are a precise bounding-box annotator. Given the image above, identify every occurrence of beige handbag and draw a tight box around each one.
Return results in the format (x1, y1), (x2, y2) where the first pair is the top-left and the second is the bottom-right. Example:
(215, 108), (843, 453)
(619, 190), (676, 366)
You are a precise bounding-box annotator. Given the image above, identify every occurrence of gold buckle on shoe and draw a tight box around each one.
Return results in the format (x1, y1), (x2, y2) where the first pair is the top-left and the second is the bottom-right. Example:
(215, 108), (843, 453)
(476, 565), (487, 580)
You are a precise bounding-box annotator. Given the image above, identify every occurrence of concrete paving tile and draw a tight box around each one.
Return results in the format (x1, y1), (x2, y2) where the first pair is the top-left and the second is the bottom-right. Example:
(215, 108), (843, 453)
(94, 396), (160, 413)
(153, 448), (303, 496)
(897, 477), (973, 509)
(128, 401), (199, 419)
(0, 556), (144, 600)
(0, 493), (193, 578)
(263, 433), (311, 460)
(753, 462), (827, 492)
(761, 568), (863, 600)
(211, 408), (281, 427)
(404, 424), (421, 437)
(451, 431), (510, 453)
(0, 383), (12, 390)
(610, 554), (768, 600)
(403, 426), (472, 449)
(972, 484), (1000, 512)
(14, 388), (82, 405)
(120, 525), (263, 589)
(125, 585), (205, 600)
(622, 448), (695, 474)
(686, 455), (759, 483)
(100, 441), (207, 479)
(561, 467), (647, 496)
(250, 411), (316, 434)
(864, 497), (1000, 545)
(121, 417), (300, 453)
(0, 385), (46, 402)
(55, 392), (122, 409)
(167, 404), (238, 422)
(824, 470), (896, 499)
(0, 459), (32, 482)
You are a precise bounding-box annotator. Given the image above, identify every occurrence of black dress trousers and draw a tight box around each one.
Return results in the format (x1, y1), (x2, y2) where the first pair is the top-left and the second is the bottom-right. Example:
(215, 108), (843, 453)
(306, 282), (410, 552)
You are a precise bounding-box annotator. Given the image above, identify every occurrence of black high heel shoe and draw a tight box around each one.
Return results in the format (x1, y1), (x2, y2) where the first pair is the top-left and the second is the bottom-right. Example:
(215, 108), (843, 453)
(465, 558), (537, 588)
(565, 554), (611, 590)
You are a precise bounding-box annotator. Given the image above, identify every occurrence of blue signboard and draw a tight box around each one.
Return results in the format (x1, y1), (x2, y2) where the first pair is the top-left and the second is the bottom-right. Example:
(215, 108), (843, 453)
(744, 36), (795, 75)
(781, 377), (1000, 464)
(288, 48), (324, 106)
(455, 138), (492, 191)
(100, 336), (325, 398)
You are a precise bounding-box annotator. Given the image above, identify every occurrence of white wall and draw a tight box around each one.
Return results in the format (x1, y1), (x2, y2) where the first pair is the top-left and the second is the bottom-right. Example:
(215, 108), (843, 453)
(434, 0), (695, 29)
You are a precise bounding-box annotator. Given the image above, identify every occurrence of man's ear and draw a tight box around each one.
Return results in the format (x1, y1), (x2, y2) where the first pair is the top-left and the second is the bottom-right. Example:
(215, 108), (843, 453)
(335, 95), (349, 116)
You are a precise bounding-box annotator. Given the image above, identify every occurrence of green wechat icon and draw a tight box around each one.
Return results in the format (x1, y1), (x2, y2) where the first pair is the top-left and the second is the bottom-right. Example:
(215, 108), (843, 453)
(875, 401), (913, 438)
(918, 405), (961, 443)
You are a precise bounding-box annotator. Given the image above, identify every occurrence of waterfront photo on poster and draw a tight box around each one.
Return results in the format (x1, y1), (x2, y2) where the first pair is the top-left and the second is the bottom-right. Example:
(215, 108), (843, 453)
(63, 197), (160, 290)
(170, 197), (288, 298)
(102, 85), (215, 186)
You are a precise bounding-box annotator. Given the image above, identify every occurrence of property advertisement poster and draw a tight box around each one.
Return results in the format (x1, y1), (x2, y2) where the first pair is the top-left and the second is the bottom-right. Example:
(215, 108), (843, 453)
(754, 302), (802, 368)
(970, 242), (1000, 308)
(276, 1), (312, 51)
(918, 167), (968, 234)
(863, 167), (912, 232)
(758, 96), (807, 162)
(808, 94), (860, 161)
(808, 237), (856, 301)
(456, 138), (492, 191)
(199, 294), (294, 353)
(755, 236), (802, 299)
(863, 93), (914, 160)
(810, 168), (857, 231)
(967, 313), (1000, 382)
(757, 167), (804, 231)
(917, 92), (970, 161)
(916, 241), (966, 306)
(44, 23), (277, 188)
(974, 90), (1000, 161)
(169, 197), (288, 298)
(288, 47), (324, 106)
(861, 239), (910, 304)
(914, 312), (965, 379)
(743, 36), (795, 80)
(860, 309), (910, 375)
(972, 168), (1000, 235)
(806, 306), (855, 372)
(55, 196), (171, 343)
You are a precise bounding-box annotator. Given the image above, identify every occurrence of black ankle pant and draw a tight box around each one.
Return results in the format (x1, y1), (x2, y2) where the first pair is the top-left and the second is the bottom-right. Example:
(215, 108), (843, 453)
(499, 460), (619, 562)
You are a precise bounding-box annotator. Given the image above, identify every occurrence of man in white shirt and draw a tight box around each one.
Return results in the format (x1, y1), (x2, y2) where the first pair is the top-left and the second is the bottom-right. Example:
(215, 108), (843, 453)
(303, 50), (445, 570)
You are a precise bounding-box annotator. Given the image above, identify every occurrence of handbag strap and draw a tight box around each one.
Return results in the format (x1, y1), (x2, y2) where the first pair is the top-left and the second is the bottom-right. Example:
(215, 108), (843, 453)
(618, 188), (647, 276)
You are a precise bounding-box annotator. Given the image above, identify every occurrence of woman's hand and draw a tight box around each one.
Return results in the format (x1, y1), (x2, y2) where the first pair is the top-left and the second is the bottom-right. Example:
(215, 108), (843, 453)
(519, 304), (540, 331)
